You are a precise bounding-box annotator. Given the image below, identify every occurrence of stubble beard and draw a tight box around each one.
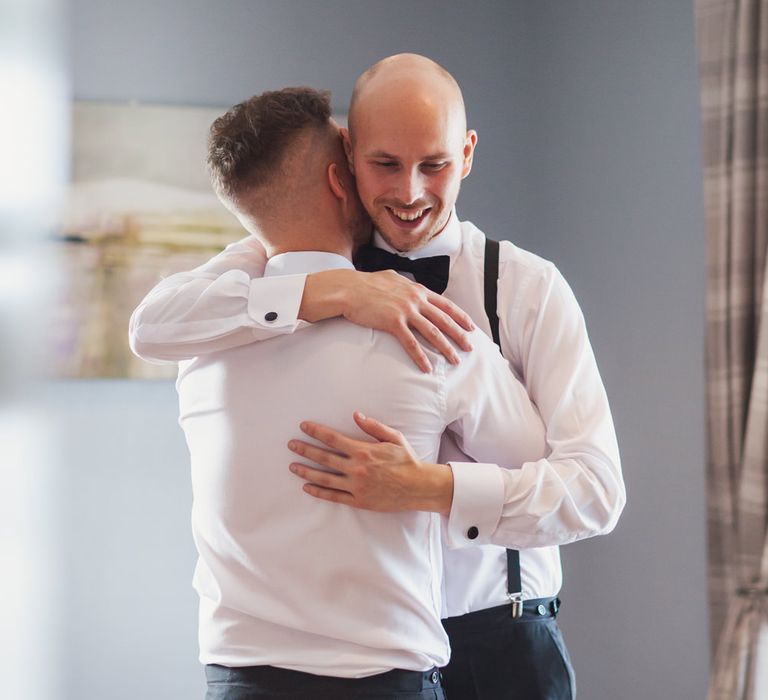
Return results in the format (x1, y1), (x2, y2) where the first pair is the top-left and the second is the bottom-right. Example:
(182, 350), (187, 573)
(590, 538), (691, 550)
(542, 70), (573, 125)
(372, 205), (450, 253)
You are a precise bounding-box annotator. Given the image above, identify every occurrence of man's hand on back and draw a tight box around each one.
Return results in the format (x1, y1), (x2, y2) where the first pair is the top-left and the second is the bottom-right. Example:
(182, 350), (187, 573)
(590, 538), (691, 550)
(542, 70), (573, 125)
(288, 412), (454, 516)
(300, 269), (474, 373)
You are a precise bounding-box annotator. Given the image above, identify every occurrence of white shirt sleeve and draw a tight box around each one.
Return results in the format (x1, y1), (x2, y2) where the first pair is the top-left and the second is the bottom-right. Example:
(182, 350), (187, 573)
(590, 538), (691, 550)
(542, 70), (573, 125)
(445, 258), (625, 550)
(128, 236), (308, 362)
(447, 461), (505, 545)
(440, 329), (547, 548)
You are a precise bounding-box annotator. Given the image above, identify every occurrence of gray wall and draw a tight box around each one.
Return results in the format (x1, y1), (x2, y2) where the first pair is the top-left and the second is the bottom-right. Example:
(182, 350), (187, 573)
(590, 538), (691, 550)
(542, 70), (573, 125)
(57, 1), (708, 698)
(519, 3), (709, 699)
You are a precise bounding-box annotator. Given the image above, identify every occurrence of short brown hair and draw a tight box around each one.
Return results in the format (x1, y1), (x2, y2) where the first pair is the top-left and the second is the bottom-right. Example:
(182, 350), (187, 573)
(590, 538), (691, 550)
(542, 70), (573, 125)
(207, 87), (332, 200)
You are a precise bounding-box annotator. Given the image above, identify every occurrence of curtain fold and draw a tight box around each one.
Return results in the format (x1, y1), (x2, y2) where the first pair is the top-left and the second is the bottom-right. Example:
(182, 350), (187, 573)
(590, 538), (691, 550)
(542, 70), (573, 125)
(696, 0), (768, 697)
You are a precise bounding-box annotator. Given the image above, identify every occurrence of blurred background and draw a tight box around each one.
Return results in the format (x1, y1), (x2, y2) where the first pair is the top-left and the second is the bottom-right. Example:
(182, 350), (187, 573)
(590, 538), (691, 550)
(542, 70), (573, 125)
(3, 1), (710, 698)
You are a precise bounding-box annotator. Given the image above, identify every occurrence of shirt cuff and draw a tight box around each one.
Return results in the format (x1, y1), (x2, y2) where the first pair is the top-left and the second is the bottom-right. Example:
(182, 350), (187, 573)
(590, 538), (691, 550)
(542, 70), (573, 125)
(247, 273), (307, 334)
(445, 462), (505, 548)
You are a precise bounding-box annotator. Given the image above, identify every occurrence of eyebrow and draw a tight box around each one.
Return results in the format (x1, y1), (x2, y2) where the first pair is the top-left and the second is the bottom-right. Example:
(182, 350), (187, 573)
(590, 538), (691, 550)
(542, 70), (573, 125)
(365, 150), (453, 160)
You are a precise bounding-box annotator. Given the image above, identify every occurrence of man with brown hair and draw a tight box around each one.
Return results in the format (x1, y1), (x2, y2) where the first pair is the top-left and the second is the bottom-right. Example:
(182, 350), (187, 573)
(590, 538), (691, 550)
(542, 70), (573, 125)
(158, 86), (546, 699)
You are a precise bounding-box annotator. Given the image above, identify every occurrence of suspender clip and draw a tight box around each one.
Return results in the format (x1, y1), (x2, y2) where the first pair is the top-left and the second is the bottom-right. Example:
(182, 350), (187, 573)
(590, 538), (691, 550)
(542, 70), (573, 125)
(509, 592), (523, 618)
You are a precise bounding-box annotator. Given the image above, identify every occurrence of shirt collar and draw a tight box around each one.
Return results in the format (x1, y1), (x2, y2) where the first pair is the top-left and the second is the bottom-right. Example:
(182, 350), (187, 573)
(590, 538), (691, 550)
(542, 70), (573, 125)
(372, 209), (462, 260)
(264, 251), (355, 277)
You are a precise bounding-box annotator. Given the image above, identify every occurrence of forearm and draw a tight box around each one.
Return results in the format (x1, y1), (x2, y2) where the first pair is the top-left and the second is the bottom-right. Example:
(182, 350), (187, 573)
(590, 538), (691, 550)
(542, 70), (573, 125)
(298, 269), (355, 322)
(445, 354), (624, 549)
(406, 462), (454, 516)
(129, 270), (306, 361)
(126, 233), (322, 362)
(446, 446), (625, 550)
(496, 451), (625, 547)
(131, 267), (359, 361)
(132, 254), (475, 372)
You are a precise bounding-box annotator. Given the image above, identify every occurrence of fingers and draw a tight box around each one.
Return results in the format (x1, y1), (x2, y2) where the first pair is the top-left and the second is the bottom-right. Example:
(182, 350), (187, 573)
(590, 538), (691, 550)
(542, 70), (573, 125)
(421, 302), (474, 353)
(428, 293), (475, 332)
(289, 461), (347, 490)
(353, 412), (404, 445)
(288, 462), (357, 506)
(345, 271), (475, 372)
(394, 287), (473, 365)
(288, 439), (347, 471)
(297, 421), (361, 454)
(409, 314), (461, 365)
(301, 483), (356, 506)
(391, 323), (433, 373)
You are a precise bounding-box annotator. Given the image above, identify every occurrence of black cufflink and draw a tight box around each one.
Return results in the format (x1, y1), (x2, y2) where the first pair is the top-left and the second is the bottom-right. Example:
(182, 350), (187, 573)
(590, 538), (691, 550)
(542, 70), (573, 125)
(467, 526), (479, 540)
(264, 311), (278, 322)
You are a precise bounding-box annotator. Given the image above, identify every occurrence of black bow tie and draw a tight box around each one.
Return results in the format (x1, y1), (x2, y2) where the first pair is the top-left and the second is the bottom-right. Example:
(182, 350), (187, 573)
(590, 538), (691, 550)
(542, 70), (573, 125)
(354, 244), (450, 294)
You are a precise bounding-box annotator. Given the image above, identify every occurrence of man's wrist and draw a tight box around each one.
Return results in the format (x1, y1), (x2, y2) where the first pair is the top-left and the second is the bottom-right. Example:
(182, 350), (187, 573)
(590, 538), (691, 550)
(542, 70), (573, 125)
(411, 462), (454, 516)
(299, 269), (356, 322)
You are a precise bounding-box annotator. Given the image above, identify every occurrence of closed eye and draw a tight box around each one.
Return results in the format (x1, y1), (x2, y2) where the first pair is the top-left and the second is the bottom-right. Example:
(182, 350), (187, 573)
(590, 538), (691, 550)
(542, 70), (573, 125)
(422, 162), (448, 171)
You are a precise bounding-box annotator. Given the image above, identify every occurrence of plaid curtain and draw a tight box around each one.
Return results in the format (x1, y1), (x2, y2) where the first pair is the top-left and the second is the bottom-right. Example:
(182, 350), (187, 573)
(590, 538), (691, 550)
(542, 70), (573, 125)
(696, 0), (768, 697)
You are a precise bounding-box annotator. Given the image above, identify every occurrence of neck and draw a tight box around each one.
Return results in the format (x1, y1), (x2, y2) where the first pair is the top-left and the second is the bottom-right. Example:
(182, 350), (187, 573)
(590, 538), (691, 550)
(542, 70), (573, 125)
(267, 240), (353, 261)
(267, 243), (352, 260)
(243, 187), (358, 260)
(260, 218), (354, 262)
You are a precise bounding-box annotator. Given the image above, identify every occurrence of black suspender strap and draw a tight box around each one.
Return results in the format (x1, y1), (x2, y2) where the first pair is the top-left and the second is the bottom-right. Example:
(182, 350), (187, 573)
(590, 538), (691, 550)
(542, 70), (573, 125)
(484, 237), (524, 618)
(506, 550), (523, 618)
(483, 237), (502, 348)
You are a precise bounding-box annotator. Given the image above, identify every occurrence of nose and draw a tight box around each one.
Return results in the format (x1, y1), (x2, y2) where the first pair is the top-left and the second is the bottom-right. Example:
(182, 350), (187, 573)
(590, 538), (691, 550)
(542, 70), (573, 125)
(395, 168), (424, 206)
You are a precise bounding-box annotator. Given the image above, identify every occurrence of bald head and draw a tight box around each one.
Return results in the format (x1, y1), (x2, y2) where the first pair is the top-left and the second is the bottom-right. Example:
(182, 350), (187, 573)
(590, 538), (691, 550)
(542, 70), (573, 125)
(349, 53), (466, 141)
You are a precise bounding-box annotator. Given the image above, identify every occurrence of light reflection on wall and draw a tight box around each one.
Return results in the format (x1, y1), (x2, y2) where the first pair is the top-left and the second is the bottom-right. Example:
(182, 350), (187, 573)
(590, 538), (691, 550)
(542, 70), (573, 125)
(0, 0), (67, 698)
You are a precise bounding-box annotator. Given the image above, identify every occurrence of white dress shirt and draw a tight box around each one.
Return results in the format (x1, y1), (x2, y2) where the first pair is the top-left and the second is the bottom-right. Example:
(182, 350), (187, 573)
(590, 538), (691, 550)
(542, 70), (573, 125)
(173, 250), (546, 675)
(130, 213), (624, 618)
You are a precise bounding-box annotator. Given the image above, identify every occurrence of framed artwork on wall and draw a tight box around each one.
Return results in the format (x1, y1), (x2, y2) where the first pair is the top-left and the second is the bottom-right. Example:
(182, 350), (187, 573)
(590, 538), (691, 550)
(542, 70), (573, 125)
(53, 101), (247, 379)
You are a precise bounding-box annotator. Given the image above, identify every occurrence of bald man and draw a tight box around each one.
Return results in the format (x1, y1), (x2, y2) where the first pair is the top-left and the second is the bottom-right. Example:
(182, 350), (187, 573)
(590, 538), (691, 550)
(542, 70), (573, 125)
(130, 55), (625, 700)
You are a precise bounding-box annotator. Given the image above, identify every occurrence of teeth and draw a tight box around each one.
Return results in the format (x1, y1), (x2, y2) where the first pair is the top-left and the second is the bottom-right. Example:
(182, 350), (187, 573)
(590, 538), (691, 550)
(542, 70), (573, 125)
(391, 208), (425, 221)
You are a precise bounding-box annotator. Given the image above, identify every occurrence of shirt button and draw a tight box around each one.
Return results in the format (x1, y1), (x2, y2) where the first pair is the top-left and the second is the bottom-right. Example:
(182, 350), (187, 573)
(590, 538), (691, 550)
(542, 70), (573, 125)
(537, 604), (548, 616)
(467, 526), (479, 540)
(430, 670), (439, 684)
(264, 311), (278, 322)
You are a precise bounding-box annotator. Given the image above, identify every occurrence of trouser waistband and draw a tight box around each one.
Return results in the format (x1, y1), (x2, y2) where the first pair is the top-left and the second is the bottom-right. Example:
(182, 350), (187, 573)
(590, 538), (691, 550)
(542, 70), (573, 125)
(205, 663), (442, 693)
(442, 597), (561, 635)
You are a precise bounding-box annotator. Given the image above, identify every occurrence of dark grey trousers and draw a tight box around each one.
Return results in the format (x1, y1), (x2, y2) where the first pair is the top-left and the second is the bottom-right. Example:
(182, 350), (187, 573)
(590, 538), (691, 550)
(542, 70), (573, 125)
(204, 664), (446, 700)
(441, 601), (576, 700)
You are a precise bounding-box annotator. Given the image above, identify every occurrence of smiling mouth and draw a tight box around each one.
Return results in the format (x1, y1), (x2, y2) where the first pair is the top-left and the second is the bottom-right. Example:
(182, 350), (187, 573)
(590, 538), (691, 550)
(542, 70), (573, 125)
(385, 206), (431, 227)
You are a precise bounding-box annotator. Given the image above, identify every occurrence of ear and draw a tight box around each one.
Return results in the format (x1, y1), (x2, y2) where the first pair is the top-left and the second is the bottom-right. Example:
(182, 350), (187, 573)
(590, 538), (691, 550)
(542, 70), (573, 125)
(340, 127), (355, 174)
(327, 162), (347, 202)
(461, 130), (478, 179)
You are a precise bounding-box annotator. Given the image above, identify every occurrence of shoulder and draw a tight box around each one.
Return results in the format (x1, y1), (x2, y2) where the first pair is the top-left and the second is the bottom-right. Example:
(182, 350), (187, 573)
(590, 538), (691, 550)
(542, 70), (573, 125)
(222, 234), (264, 252)
(220, 234), (267, 262)
(458, 219), (563, 294)
(181, 234), (266, 278)
(444, 325), (524, 389)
